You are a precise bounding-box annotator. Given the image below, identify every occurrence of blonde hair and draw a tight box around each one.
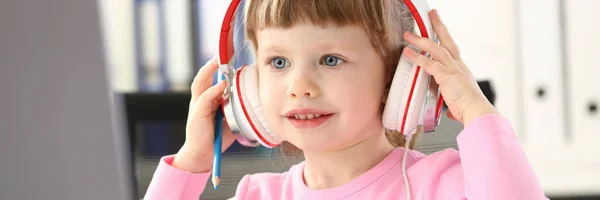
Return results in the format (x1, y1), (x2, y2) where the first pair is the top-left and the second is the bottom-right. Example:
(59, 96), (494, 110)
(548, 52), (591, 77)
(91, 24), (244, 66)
(243, 0), (422, 153)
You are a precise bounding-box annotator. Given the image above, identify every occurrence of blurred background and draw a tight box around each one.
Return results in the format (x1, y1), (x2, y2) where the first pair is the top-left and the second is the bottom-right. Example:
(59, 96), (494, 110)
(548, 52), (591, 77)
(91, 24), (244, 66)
(1, 0), (598, 199)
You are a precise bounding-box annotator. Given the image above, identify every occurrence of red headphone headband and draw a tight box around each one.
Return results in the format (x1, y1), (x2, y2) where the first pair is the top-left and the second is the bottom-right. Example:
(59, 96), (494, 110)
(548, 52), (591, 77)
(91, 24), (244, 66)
(218, 0), (434, 64)
(403, 0), (429, 39)
(219, 0), (241, 65)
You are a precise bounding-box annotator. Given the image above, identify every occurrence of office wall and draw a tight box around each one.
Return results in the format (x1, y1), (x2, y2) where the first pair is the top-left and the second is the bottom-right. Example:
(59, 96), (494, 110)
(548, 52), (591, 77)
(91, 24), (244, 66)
(0, 0), (133, 199)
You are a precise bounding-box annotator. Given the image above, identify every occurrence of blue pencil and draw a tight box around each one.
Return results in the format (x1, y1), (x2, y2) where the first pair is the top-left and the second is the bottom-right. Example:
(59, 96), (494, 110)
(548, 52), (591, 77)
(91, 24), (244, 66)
(212, 105), (223, 189)
(212, 73), (225, 189)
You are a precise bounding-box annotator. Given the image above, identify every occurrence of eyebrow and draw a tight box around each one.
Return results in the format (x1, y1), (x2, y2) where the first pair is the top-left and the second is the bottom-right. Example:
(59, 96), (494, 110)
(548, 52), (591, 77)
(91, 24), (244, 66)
(257, 45), (287, 54)
(257, 42), (361, 59)
(315, 43), (361, 58)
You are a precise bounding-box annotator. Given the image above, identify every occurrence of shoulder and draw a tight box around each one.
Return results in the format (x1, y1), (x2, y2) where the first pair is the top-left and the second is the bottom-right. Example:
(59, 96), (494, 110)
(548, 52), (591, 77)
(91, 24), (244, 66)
(234, 162), (302, 199)
(409, 148), (463, 182)
(239, 170), (291, 188)
(407, 148), (466, 197)
(410, 148), (461, 170)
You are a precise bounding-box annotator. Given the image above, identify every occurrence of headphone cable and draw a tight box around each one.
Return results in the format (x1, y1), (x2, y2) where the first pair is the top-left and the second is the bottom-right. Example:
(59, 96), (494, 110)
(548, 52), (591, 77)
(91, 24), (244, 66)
(402, 131), (415, 200)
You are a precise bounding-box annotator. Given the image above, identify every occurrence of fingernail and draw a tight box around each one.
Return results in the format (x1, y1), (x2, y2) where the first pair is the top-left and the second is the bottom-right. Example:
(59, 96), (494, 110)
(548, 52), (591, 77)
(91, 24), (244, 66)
(433, 9), (442, 21)
(214, 79), (225, 87)
(403, 47), (417, 60)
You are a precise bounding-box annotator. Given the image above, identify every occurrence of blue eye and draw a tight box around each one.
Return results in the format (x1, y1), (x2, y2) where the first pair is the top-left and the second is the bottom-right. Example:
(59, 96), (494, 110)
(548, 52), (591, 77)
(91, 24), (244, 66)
(270, 57), (289, 69)
(322, 55), (344, 67)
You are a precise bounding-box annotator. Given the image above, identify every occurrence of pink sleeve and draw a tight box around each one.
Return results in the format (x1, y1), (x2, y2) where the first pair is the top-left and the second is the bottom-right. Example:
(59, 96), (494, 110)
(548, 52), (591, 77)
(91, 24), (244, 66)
(456, 114), (548, 199)
(234, 174), (251, 199)
(144, 155), (212, 200)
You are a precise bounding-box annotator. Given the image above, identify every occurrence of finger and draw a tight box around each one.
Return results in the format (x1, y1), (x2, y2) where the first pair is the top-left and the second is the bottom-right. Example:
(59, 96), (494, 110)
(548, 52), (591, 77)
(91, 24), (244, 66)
(194, 80), (227, 118)
(403, 47), (447, 78)
(429, 9), (461, 59)
(446, 110), (456, 120)
(191, 57), (219, 103)
(403, 31), (455, 69)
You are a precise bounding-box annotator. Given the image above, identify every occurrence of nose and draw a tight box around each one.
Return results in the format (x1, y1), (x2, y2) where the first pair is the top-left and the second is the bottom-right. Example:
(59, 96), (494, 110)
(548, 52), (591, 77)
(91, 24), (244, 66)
(287, 76), (320, 99)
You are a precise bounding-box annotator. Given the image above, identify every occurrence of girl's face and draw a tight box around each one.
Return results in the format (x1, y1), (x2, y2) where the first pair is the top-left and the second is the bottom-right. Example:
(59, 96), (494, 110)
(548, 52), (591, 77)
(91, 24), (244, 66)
(256, 22), (387, 151)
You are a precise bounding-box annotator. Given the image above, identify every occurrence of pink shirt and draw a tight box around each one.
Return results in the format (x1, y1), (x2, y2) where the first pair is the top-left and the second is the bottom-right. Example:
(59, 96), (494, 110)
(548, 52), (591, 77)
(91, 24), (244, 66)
(144, 114), (548, 199)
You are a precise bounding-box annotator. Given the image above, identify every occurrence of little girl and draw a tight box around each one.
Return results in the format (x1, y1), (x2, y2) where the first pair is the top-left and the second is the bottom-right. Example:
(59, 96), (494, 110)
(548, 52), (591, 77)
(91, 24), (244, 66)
(145, 0), (548, 199)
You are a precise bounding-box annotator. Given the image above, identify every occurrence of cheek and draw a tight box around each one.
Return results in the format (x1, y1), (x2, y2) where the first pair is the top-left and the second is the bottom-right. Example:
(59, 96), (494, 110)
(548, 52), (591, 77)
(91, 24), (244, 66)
(344, 67), (386, 103)
(258, 71), (285, 123)
(338, 80), (383, 114)
(336, 66), (387, 120)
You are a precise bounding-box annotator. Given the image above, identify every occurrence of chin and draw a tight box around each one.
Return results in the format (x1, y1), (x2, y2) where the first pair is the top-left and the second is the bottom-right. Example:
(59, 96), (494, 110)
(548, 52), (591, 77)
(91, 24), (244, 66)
(289, 139), (332, 152)
(284, 133), (357, 152)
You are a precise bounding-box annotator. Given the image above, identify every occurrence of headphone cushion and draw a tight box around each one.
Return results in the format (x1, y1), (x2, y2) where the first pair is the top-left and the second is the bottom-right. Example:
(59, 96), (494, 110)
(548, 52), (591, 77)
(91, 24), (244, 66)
(239, 65), (281, 146)
(382, 53), (418, 132)
(383, 48), (433, 135)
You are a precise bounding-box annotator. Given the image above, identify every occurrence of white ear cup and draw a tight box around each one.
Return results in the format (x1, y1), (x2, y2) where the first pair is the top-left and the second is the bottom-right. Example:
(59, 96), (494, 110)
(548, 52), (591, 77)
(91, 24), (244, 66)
(382, 53), (414, 130)
(237, 65), (282, 147)
(382, 48), (430, 135)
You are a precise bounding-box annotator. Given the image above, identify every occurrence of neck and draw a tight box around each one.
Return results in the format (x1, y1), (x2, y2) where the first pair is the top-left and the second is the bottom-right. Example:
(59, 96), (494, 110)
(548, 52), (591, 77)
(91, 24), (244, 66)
(302, 127), (395, 190)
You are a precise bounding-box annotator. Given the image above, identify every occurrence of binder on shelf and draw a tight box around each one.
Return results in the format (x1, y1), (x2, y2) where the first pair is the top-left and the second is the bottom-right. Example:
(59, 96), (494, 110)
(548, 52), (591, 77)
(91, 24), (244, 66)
(135, 0), (169, 92)
(191, 0), (204, 73)
(98, 0), (138, 92)
(563, 0), (600, 152)
(164, 0), (193, 91)
(517, 0), (567, 148)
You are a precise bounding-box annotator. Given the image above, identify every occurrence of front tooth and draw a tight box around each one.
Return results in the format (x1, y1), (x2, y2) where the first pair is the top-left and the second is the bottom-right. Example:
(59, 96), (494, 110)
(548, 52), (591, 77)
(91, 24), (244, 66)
(306, 113), (315, 119)
(314, 114), (322, 118)
(298, 114), (307, 120)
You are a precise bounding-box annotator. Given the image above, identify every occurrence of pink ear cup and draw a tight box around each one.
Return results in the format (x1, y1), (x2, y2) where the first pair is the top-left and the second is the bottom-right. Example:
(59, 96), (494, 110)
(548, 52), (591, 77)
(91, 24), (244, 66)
(235, 133), (259, 147)
(382, 46), (431, 135)
(237, 65), (282, 148)
(422, 103), (437, 131)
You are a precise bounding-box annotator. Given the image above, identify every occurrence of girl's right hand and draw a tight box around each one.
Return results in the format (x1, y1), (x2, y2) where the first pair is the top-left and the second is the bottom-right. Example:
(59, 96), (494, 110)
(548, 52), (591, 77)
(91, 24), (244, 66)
(172, 57), (237, 173)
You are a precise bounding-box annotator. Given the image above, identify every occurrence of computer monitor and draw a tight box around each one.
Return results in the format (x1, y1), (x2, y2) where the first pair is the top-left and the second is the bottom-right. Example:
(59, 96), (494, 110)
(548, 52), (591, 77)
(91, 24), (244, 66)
(0, 1), (134, 199)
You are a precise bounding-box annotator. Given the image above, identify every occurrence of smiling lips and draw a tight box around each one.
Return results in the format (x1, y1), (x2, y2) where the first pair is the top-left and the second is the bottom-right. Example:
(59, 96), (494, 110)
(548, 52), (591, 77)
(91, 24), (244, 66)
(291, 113), (323, 120)
(285, 109), (334, 129)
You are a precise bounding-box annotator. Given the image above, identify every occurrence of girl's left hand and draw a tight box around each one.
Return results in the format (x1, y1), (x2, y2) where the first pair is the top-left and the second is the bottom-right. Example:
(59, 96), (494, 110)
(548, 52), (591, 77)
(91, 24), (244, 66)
(402, 9), (499, 127)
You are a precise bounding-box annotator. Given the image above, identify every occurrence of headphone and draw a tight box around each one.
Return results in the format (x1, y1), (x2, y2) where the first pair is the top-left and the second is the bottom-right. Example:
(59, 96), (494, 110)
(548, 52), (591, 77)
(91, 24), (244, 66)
(217, 0), (443, 149)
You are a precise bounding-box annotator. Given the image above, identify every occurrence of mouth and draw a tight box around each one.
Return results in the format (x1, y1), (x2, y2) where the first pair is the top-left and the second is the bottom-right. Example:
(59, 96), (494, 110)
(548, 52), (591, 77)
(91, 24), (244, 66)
(284, 109), (334, 129)
(287, 113), (332, 120)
